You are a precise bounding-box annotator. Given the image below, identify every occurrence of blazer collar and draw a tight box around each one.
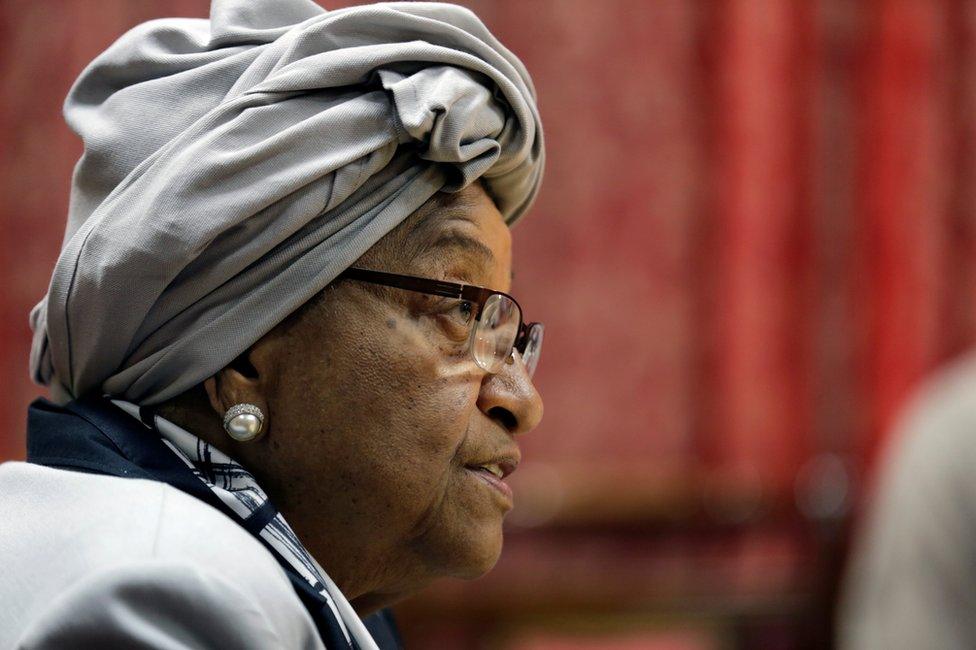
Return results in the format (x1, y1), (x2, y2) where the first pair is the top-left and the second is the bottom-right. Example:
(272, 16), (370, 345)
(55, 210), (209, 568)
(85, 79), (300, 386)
(27, 395), (219, 505)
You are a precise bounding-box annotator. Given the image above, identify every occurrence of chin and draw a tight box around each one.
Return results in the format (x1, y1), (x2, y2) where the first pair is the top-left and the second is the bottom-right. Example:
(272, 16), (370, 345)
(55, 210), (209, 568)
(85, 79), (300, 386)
(451, 526), (504, 580)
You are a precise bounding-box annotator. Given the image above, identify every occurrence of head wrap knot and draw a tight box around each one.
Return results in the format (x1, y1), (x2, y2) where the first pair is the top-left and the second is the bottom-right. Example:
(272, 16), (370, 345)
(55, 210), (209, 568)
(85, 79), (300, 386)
(29, 0), (544, 405)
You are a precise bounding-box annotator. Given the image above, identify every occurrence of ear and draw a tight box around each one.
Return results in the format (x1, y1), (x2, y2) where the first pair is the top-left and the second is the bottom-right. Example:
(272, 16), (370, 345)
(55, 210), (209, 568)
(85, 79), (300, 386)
(203, 332), (284, 435)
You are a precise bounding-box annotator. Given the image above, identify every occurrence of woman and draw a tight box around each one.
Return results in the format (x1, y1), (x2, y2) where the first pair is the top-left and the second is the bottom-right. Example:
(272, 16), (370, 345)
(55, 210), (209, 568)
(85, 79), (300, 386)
(0, 1), (545, 648)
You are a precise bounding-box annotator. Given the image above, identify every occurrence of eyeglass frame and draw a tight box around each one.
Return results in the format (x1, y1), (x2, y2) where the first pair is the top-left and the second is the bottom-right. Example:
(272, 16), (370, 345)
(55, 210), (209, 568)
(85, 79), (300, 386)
(336, 266), (542, 374)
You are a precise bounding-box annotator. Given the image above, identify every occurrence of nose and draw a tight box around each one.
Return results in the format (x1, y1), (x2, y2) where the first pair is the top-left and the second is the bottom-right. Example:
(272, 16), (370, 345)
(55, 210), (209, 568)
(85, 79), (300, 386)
(476, 351), (544, 435)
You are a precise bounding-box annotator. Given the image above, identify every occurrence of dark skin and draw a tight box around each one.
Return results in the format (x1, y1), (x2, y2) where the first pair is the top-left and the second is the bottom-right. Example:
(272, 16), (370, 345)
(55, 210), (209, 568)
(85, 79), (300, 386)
(157, 181), (543, 616)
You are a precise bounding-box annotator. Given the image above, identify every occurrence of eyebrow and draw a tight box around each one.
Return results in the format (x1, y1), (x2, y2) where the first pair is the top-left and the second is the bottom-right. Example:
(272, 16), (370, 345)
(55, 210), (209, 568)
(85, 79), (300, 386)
(409, 207), (493, 261)
(407, 207), (513, 282)
(427, 230), (495, 264)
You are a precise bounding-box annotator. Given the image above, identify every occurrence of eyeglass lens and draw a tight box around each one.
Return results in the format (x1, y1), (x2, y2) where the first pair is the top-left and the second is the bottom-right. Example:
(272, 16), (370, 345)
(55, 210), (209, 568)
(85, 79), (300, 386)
(470, 294), (542, 378)
(471, 293), (520, 374)
(521, 323), (544, 378)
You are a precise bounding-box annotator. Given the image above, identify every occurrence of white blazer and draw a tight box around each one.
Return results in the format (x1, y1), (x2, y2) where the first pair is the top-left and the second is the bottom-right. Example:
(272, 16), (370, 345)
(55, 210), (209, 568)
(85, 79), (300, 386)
(0, 462), (325, 649)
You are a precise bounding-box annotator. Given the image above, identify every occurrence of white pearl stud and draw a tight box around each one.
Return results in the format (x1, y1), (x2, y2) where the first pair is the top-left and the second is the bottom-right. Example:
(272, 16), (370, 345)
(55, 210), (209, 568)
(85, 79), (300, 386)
(223, 403), (264, 442)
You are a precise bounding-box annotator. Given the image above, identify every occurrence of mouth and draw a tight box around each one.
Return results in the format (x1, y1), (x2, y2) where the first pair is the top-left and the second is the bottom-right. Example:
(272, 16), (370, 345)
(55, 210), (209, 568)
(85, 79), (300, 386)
(464, 455), (519, 508)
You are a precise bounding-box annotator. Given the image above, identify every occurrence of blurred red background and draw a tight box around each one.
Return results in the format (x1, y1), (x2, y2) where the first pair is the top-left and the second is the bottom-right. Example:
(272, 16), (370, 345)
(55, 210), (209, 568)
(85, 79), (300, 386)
(3, 1), (975, 648)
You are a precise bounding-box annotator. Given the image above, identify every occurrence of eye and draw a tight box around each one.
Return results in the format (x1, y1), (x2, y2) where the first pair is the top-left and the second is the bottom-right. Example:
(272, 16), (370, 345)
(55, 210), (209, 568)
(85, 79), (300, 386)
(432, 298), (476, 340)
(449, 299), (476, 326)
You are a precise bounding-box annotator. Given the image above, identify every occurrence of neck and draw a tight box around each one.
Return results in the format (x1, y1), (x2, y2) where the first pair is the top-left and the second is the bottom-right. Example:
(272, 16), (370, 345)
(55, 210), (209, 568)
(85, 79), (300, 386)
(156, 388), (433, 617)
(156, 386), (228, 447)
(290, 520), (433, 617)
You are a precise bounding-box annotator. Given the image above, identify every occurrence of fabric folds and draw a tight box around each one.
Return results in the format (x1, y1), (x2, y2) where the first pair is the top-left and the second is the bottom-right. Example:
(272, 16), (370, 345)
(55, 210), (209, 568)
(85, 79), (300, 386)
(28, 0), (544, 405)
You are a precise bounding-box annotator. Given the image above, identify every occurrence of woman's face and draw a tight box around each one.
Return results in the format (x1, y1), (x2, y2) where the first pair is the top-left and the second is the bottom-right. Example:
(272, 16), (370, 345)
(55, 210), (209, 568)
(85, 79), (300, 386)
(236, 182), (543, 607)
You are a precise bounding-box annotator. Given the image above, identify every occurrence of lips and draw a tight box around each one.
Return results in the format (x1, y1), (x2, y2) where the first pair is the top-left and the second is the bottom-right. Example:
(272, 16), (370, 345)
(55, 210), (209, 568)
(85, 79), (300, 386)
(468, 459), (517, 480)
(465, 453), (519, 506)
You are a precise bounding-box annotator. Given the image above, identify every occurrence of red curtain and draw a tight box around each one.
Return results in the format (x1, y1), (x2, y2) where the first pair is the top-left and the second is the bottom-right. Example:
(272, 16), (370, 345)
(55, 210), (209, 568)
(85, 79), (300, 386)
(2, 0), (975, 645)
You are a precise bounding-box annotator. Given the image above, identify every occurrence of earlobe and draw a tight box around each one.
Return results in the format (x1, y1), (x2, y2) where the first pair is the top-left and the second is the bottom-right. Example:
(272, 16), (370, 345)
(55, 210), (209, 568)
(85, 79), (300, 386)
(222, 403), (265, 442)
(203, 367), (271, 443)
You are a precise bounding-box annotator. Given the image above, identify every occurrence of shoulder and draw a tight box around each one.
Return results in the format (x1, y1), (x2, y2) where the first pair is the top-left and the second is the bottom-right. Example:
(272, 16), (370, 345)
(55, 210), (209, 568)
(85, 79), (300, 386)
(16, 559), (313, 649)
(0, 461), (277, 575)
(899, 351), (976, 441)
(838, 354), (976, 649)
(0, 462), (321, 649)
(880, 352), (976, 505)
(861, 353), (976, 547)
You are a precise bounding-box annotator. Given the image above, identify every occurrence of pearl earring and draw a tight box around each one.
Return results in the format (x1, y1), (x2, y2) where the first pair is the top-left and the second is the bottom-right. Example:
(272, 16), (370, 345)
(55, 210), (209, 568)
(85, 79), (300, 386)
(223, 403), (264, 442)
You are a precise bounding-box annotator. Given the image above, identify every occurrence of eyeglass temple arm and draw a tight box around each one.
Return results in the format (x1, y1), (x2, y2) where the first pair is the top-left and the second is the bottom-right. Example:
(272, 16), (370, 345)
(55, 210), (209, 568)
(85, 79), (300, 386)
(339, 267), (462, 298)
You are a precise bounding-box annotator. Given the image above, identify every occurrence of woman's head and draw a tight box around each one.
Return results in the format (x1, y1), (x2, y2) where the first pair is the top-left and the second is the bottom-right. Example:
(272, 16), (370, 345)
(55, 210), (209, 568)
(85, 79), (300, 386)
(160, 180), (543, 611)
(31, 0), (545, 614)
(30, 0), (544, 406)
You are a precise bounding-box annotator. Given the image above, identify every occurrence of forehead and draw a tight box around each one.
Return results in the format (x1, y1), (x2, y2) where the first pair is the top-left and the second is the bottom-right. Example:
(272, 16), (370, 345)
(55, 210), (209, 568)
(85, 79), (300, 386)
(402, 183), (512, 290)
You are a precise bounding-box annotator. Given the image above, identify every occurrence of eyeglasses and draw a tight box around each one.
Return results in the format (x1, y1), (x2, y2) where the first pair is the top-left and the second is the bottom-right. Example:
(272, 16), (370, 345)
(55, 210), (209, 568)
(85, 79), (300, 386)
(336, 267), (544, 378)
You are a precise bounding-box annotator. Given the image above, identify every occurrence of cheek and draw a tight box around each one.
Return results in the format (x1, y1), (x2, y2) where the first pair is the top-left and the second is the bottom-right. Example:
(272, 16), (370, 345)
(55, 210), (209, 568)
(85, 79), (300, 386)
(374, 366), (478, 489)
(271, 300), (505, 576)
(375, 315), (476, 433)
(307, 316), (479, 499)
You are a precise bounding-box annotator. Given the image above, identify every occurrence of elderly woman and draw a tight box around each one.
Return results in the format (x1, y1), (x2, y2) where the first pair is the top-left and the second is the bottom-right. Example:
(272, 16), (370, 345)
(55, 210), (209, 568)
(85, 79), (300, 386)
(0, 1), (544, 648)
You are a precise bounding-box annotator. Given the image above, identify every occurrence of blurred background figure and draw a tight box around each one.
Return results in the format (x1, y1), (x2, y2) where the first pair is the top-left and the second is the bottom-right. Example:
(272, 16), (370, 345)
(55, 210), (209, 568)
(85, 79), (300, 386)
(3, 1), (976, 649)
(839, 353), (976, 650)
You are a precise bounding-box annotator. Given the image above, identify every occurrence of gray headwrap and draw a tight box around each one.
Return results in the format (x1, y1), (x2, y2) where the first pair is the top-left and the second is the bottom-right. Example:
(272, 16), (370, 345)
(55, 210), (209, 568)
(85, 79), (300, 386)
(29, 0), (543, 405)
